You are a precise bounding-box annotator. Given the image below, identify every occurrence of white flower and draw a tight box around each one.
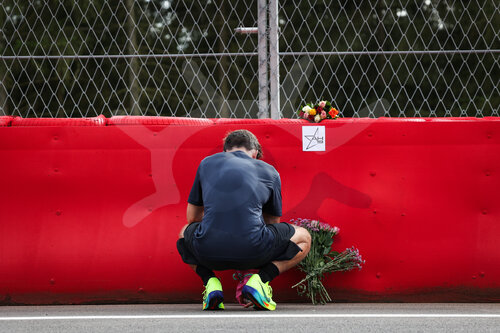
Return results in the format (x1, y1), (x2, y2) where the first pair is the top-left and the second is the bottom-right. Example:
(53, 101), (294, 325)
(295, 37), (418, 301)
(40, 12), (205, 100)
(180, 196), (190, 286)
(314, 114), (321, 123)
(318, 101), (326, 108)
(302, 105), (312, 113)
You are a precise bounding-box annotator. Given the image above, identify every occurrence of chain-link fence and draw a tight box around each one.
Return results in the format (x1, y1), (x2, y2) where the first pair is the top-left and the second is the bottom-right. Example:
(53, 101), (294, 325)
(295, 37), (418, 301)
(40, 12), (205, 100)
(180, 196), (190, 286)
(279, 1), (500, 118)
(0, 0), (498, 118)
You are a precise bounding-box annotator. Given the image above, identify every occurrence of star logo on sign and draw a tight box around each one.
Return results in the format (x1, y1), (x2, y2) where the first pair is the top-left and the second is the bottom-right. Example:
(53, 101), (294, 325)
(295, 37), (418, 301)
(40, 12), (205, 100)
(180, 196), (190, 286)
(304, 127), (324, 150)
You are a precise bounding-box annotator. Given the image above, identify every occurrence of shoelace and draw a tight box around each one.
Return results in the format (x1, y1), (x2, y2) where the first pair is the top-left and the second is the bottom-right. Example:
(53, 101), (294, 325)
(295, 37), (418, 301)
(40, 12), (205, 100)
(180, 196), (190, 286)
(202, 288), (208, 300)
(202, 283), (213, 301)
(232, 272), (255, 282)
(264, 282), (273, 298)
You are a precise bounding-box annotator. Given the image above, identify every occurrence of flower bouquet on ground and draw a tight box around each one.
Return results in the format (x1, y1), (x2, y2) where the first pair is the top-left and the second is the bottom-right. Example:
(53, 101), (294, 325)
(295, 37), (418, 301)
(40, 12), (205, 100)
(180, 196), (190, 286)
(298, 100), (340, 123)
(291, 218), (365, 305)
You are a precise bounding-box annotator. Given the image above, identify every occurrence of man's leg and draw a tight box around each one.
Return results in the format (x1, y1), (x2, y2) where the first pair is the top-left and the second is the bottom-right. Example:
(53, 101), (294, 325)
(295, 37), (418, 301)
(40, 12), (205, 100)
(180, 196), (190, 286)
(178, 224), (224, 310)
(258, 225), (311, 283)
(178, 224), (217, 285)
(272, 225), (311, 274)
(242, 225), (311, 310)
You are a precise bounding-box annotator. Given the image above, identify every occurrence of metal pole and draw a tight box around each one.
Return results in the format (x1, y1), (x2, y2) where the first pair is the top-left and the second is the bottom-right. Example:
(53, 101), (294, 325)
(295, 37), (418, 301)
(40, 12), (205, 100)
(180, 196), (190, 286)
(257, 0), (268, 119)
(269, 0), (280, 119)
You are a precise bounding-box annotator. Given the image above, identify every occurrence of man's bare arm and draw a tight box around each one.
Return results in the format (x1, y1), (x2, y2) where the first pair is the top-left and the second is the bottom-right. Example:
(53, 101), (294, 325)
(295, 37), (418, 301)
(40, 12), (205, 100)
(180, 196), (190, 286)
(263, 212), (280, 225)
(187, 203), (204, 224)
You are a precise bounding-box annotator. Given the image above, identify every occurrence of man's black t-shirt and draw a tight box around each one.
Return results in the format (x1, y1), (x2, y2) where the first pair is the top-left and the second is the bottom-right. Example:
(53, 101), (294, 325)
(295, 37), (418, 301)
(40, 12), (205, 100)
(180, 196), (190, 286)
(188, 150), (282, 263)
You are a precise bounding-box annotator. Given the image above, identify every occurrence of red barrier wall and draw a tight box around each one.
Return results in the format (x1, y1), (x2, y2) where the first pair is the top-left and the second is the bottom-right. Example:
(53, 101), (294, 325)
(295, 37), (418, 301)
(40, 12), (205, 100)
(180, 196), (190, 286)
(1, 117), (499, 304)
(0, 116), (13, 126)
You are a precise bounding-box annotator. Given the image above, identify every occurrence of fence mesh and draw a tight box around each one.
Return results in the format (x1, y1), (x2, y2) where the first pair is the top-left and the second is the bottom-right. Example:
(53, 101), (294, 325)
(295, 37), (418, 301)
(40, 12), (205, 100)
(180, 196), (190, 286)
(279, 0), (500, 118)
(0, 0), (498, 118)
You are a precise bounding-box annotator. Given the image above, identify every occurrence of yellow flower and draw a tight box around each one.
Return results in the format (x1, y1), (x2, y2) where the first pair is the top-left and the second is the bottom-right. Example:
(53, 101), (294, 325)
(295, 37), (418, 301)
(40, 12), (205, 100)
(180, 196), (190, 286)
(309, 108), (317, 116)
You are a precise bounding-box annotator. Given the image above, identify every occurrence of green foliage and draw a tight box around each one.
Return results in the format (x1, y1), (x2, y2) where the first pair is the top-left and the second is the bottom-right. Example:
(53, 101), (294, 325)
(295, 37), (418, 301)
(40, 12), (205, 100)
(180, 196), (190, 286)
(291, 218), (365, 304)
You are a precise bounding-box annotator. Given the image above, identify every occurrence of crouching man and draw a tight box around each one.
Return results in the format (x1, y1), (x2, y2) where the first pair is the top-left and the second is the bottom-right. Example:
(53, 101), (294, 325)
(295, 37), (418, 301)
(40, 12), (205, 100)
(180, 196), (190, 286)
(177, 129), (311, 310)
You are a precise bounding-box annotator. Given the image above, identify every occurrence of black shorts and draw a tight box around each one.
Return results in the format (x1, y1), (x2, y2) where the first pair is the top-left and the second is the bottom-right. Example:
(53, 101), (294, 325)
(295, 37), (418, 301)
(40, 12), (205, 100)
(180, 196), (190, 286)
(177, 222), (302, 270)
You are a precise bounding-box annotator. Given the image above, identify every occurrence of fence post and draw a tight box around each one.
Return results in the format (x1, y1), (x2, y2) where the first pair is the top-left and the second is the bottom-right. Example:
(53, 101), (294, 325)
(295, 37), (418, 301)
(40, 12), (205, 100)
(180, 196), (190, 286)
(268, 0), (280, 119)
(257, 0), (269, 119)
(125, 0), (140, 116)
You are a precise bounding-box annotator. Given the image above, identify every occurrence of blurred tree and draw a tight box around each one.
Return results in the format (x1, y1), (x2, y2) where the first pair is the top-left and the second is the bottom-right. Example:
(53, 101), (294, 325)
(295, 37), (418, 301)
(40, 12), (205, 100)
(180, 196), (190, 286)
(0, 0), (497, 117)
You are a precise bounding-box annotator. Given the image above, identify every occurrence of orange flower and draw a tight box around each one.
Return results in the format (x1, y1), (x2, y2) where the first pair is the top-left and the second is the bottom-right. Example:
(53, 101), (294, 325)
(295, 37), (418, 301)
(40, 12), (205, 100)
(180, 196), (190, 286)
(309, 108), (317, 116)
(329, 108), (339, 118)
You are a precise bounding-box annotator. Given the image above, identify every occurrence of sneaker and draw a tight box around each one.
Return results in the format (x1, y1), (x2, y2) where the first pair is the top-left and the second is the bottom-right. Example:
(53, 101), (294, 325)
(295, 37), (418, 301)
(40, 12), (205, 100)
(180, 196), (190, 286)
(202, 277), (224, 310)
(241, 274), (276, 311)
(233, 269), (259, 306)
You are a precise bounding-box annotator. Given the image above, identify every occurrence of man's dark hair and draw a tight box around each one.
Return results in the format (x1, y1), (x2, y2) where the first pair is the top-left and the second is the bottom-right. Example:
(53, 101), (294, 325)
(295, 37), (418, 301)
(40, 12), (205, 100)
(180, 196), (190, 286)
(223, 129), (263, 159)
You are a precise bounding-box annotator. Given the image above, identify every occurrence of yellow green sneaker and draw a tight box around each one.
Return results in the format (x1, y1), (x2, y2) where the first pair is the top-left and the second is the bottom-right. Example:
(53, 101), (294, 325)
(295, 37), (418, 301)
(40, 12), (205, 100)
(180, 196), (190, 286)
(202, 277), (224, 310)
(241, 274), (276, 311)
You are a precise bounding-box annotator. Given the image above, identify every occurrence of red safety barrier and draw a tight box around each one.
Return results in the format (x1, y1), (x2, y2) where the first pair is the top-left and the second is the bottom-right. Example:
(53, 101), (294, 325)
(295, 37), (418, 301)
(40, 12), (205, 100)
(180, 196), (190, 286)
(0, 117), (499, 305)
(108, 116), (214, 126)
(11, 115), (107, 127)
(0, 116), (13, 126)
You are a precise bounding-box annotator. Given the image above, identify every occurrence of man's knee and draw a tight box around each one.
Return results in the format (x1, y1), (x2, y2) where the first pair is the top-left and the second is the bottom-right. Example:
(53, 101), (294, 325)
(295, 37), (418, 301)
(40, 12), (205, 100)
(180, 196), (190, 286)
(291, 225), (311, 246)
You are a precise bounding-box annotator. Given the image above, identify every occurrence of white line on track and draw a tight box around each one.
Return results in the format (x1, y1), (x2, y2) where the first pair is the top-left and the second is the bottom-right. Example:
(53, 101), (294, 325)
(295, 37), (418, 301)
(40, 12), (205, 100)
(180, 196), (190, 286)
(1, 314), (500, 321)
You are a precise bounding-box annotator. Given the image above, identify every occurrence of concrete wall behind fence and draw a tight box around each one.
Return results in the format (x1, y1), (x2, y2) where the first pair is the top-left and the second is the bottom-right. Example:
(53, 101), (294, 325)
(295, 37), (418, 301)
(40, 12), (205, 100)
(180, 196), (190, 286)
(0, 117), (499, 304)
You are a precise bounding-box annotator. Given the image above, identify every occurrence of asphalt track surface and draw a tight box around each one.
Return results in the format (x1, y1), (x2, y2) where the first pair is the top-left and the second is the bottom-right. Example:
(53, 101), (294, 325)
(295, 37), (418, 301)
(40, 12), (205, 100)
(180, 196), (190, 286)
(1, 303), (500, 332)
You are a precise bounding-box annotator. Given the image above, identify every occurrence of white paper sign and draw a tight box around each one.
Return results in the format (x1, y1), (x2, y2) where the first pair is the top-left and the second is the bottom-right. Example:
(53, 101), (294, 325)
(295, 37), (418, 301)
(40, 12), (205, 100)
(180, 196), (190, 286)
(302, 126), (325, 151)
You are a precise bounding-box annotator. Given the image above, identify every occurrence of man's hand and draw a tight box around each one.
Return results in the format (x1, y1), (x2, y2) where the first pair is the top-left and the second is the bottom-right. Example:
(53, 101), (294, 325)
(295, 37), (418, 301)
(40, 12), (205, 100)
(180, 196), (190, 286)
(187, 203), (204, 224)
(263, 212), (280, 224)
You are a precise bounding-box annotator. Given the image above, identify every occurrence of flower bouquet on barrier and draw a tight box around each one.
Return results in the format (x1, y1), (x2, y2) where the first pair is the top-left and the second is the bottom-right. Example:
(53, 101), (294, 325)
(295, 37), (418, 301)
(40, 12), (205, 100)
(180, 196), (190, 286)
(291, 218), (365, 305)
(298, 100), (340, 123)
